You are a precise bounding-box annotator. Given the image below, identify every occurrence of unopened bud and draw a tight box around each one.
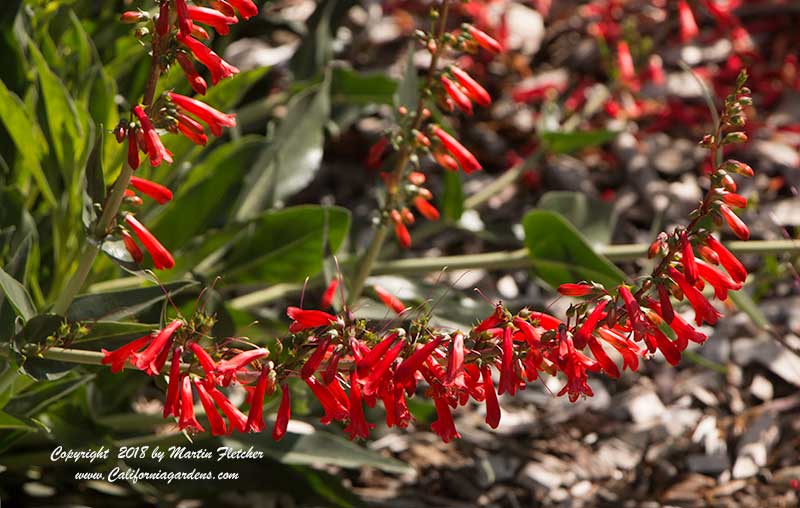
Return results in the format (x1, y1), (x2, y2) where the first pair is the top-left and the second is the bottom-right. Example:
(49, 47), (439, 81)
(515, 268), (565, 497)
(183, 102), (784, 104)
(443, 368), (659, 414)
(700, 134), (715, 147)
(721, 174), (737, 192)
(722, 159), (754, 177)
(722, 132), (747, 144)
(121, 11), (148, 23)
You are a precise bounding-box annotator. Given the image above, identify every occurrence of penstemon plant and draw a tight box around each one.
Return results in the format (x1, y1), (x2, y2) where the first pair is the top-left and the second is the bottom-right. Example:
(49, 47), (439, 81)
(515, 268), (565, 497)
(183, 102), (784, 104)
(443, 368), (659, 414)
(0, 0), (763, 447)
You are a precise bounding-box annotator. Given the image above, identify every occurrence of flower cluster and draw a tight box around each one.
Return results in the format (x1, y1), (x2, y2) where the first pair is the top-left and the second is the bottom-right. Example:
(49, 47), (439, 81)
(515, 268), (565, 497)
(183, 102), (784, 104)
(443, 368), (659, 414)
(110, 0), (248, 269)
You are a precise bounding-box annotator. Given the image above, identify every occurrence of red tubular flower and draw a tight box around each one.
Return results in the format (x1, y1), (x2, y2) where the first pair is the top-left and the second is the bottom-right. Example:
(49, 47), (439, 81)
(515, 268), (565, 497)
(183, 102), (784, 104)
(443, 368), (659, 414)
(168, 92), (236, 137)
(618, 285), (648, 342)
(558, 283), (594, 297)
(698, 245), (720, 265)
(680, 232), (698, 284)
(433, 150), (459, 172)
(301, 336), (331, 379)
(497, 327), (517, 396)
(555, 333), (597, 402)
(357, 333), (399, 377)
(120, 230), (143, 264)
(451, 67), (491, 107)
(188, 6), (238, 35)
(176, 113), (209, 146)
(722, 192), (747, 208)
(321, 278), (339, 309)
(321, 351), (341, 385)
(344, 372), (375, 440)
(573, 299), (608, 349)
(210, 0), (236, 17)
(413, 197), (440, 222)
(360, 339), (405, 396)
(178, 376), (204, 433)
(121, 11), (146, 23)
(127, 127), (140, 169)
(394, 336), (445, 390)
(175, 0), (194, 36)
(188, 342), (217, 384)
(101, 335), (151, 373)
(129, 176), (172, 205)
(657, 283), (675, 324)
(365, 137), (389, 170)
(678, 0), (699, 42)
(647, 55), (665, 86)
(124, 214), (175, 270)
(191, 24), (210, 40)
(445, 333), (465, 386)
(441, 76), (473, 115)
(587, 335), (620, 378)
(133, 320), (182, 375)
(431, 396), (461, 443)
(433, 126), (482, 174)
(647, 322), (681, 366)
(156, 0), (170, 36)
(207, 385), (249, 433)
(481, 366), (500, 429)
(596, 327), (641, 372)
(668, 267), (721, 326)
(194, 380), (228, 436)
(176, 52), (208, 96)
(374, 285), (406, 315)
(393, 218), (411, 249)
(272, 384), (290, 441)
(163, 347), (184, 418)
(286, 306), (337, 333)
(466, 25), (502, 53)
(529, 311), (561, 330)
(178, 34), (239, 85)
(720, 204), (750, 240)
(132, 105), (173, 167)
(513, 317), (541, 346)
(696, 259), (742, 300)
(226, 0), (259, 19)
(216, 348), (269, 384)
(305, 377), (349, 425)
(706, 236), (747, 283)
(246, 365), (271, 432)
(616, 40), (638, 90)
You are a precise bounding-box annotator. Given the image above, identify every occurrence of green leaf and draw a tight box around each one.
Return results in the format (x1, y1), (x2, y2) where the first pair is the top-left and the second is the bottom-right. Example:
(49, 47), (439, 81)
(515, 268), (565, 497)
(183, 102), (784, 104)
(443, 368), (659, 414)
(235, 80), (331, 218)
(538, 191), (617, 246)
(331, 67), (397, 105)
(214, 206), (351, 282)
(440, 170), (464, 221)
(395, 44), (419, 111)
(72, 321), (156, 345)
(3, 373), (93, 418)
(289, 0), (355, 80)
(0, 410), (33, 430)
(229, 431), (413, 475)
(540, 129), (617, 154)
(522, 210), (627, 289)
(0, 267), (36, 322)
(84, 129), (106, 205)
(66, 281), (198, 321)
(0, 79), (56, 205)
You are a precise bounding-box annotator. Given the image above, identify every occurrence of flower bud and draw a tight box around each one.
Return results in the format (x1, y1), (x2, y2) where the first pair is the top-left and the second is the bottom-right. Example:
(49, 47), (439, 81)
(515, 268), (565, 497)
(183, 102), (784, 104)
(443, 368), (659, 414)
(121, 11), (148, 24)
(722, 132), (747, 144)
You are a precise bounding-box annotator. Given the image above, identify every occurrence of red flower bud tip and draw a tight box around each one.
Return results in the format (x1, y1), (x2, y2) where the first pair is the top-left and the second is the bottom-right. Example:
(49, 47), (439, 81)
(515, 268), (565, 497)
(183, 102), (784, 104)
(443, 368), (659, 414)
(305, 376), (349, 425)
(101, 335), (151, 373)
(272, 384), (291, 441)
(124, 214), (175, 270)
(480, 366), (501, 429)
(321, 351), (341, 385)
(360, 338), (405, 396)
(657, 283), (675, 324)
(723, 159), (754, 177)
(451, 67), (491, 107)
(391, 213), (412, 249)
(176, 113), (209, 146)
(132, 105), (173, 167)
(413, 196), (440, 222)
(678, 0), (699, 42)
(557, 283), (594, 297)
(408, 171), (426, 185)
(121, 11), (146, 24)
(395, 336), (445, 389)
(616, 40), (637, 89)
(433, 150), (460, 172)
(194, 380), (228, 436)
(321, 278), (339, 309)
(374, 285), (406, 315)
(129, 176), (173, 205)
(698, 245), (720, 265)
(445, 333), (465, 386)
(430, 396), (461, 443)
(433, 126), (482, 174)
(573, 299), (608, 349)
(163, 347), (184, 418)
(497, 327), (518, 396)
(441, 75), (473, 116)
(133, 320), (182, 375)
(705, 235), (747, 283)
(286, 306), (337, 333)
(208, 385), (249, 433)
(721, 192), (747, 208)
(680, 232), (698, 284)
(176, 52), (208, 96)
(178, 34), (240, 85)
(720, 204), (750, 240)
(226, 0), (259, 19)
(415, 131), (431, 147)
(466, 25), (502, 54)
(365, 137), (389, 170)
(126, 127), (140, 170)
(178, 376), (204, 433)
(168, 92), (236, 137)
(344, 372), (375, 440)
(156, 1), (170, 36)
(120, 230), (144, 265)
(301, 336), (331, 379)
(246, 365), (272, 432)
(188, 342), (217, 384)
(175, 0), (194, 36)
(188, 6), (238, 35)
(668, 267), (722, 326)
(647, 54), (665, 86)
(721, 174), (737, 192)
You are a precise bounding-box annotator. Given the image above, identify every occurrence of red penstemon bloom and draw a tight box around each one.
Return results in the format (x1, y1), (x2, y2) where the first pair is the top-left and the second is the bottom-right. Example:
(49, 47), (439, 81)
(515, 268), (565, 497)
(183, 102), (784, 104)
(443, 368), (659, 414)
(678, 0), (699, 42)
(430, 396), (461, 443)
(432, 126), (482, 173)
(175, 0), (194, 36)
(168, 92), (237, 136)
(451, 67), (491, 107)
(360, 338), (405, 396)
(445, 333), (465, 386)
(394, 336), (445, 390)
(188, 6), (238, 35)
(466, 25), (502, 53)
(344, 372), (375, 440)
(286, 306), (337, 333)
(176, 52), (208, 96)
(391, 210), (412, 249)
(558, 283), (594, 297)
(497, 327), (517, 396)
(305, 376), (348, 425)
(216, 348), (269, 384)
(705, 235), (747, 283)
(133, 319), (183, 375)
(668, 267), (722, 326)
(163, 347), (183, 418)
(226, 0), (259, 19)
(132, 105), (173, 167)
(246, 365), (272, 432)
(124, 214), (175, 270)
(433, 150), (459, 172)
(441, 76), (473, 115)
(413, 197), (440, 221)
(374, 285), (406, 315)
(320, 278), (339, 309)
(189, 342), (217, 383)
(301, 336), (331, 379)
(573, 299), (608, 349)
(680, 231), (699, 284)
(194, 380), (228, 436)
(272, 384), (291, 441)
(156, 0), (170, 36)
(126, 127), (140, 169)
(178, 33), (240, 85)
(101, 335), (151, 373)
(129, 176), (172, 204)
(175, 112), (209, 146)
(719, 204), (750, 240)
(120, 230), (144, 264)
(179, 376), (204, 433)
(481, 366), (500, 429)
(208, 385), (249, 433)
(696, 259), (742, 300)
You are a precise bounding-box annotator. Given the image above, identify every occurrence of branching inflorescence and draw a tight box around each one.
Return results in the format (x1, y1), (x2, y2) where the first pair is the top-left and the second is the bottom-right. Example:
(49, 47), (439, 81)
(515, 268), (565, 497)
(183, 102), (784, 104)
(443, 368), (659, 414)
(59, 1), (755, 444)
